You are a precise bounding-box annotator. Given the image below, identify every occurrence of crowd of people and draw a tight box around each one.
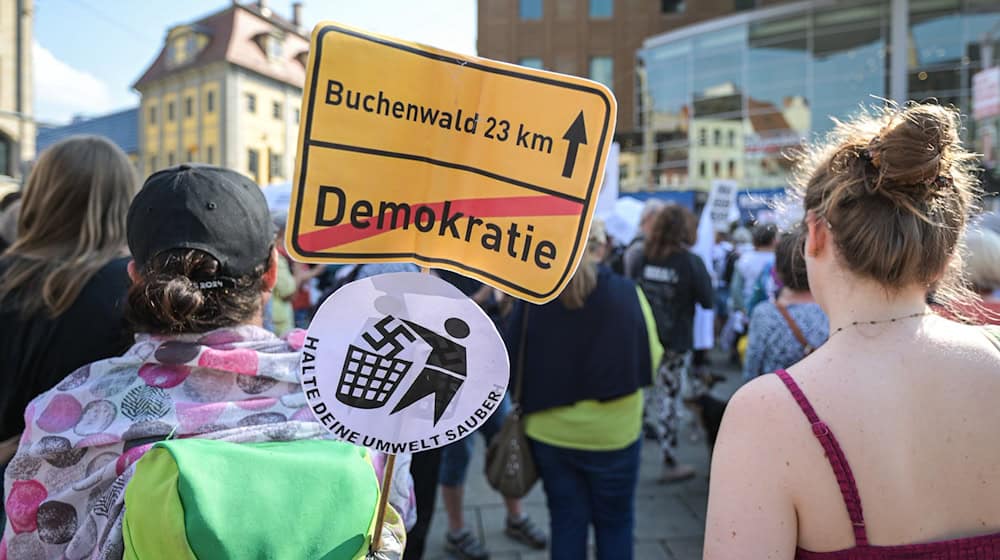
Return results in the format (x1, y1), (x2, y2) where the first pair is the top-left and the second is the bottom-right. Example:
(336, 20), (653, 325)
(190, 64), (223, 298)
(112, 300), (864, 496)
(3, 101), (1000, 560)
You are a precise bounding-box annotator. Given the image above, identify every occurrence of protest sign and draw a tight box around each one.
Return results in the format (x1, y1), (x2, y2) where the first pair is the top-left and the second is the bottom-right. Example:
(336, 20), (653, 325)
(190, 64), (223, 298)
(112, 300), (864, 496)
(286, 22), (617, 303)
(300, 272), (510, 454)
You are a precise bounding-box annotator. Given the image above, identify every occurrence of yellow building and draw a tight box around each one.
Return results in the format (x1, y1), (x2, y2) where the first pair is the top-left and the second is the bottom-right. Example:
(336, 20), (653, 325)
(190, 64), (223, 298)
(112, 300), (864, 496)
(0, 0), (35, 189)
(134, 1), (308, 186)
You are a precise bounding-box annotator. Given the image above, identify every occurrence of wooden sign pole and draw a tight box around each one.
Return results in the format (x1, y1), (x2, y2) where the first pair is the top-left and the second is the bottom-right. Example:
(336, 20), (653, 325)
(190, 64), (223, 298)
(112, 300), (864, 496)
(369, 453), (397, 554)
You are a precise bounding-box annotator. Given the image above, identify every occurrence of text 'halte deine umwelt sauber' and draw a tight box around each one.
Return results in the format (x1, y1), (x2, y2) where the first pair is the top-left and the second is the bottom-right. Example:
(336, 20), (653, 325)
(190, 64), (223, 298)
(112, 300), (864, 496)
(313, 186), (561, 270)
(325, 79), (557, 154)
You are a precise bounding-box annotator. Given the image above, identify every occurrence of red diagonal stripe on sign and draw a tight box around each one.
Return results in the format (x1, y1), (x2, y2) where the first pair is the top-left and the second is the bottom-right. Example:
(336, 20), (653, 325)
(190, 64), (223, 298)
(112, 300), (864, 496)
(297, 194), (583, 253)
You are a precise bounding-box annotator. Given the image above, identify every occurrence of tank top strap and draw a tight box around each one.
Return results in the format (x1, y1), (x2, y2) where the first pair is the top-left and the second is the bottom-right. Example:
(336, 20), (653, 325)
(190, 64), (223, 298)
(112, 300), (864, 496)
(773, 369), (869, 546)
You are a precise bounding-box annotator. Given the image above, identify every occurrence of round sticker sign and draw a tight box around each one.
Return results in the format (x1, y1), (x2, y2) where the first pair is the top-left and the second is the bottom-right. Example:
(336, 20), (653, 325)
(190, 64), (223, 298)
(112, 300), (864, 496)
(300, 272), (511, 453)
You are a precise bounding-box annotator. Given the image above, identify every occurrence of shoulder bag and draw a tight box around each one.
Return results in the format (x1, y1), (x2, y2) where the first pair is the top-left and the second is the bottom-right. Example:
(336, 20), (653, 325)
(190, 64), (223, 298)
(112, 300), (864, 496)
(775, 302), (815, 356)
(485, 305), (538, 498)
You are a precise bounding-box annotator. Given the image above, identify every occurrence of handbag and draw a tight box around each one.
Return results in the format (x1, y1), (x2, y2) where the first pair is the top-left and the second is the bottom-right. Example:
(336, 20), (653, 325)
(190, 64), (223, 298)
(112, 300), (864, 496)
(775, 302), (815, 355)
(485, 305), (538, 498)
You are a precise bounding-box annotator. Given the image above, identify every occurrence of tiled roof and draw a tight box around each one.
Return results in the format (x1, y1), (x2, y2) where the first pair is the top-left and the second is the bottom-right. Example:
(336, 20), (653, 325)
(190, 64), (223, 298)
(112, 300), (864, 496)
(133, 3), (310, 90)
(36, 108), (140, 154)
(747, 98), (791, 134)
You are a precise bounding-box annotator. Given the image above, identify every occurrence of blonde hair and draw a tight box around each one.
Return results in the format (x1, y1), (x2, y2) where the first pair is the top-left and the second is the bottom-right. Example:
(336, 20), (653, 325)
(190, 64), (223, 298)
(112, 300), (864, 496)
(0, 135), (138, 316)
(792, 103), (979, 307)
(559, 219), (607, 310)
(965, 228), (1000, 293)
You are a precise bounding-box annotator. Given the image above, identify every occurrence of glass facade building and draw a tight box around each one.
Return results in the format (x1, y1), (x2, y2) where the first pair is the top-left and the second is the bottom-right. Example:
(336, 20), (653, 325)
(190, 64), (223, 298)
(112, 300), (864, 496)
(626, 0), (1000, 193)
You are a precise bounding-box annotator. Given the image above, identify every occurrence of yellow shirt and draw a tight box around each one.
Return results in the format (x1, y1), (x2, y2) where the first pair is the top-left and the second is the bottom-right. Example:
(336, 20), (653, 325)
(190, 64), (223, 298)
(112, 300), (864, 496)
(524, 287), (663, 451)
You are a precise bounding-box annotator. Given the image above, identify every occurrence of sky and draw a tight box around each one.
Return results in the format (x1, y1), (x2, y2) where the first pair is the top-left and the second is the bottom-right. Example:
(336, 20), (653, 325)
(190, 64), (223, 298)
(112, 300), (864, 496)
(33, 0), (478, 124)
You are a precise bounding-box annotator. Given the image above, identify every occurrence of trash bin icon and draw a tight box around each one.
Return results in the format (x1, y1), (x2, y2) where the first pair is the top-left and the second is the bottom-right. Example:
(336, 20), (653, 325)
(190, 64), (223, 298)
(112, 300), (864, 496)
(336, 344), (413, 409)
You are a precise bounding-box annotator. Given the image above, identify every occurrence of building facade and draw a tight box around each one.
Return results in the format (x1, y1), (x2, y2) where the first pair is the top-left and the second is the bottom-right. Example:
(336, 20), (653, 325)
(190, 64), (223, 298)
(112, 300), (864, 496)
(134, 1), (308, 185)
(36, 108), (140, 166)
(0, 0), (35, 187)
(634, 0), (1000, 193)
(477, 0), (798, 141)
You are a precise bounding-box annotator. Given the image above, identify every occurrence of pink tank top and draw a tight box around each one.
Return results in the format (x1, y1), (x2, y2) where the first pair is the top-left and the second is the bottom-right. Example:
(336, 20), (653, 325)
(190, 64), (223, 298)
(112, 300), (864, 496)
(775, 369), (1000, 559)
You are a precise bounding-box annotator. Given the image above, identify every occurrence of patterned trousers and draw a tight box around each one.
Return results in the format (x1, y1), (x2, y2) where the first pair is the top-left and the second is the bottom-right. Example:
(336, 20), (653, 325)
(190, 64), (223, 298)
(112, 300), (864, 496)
(643, 350), (695, 466)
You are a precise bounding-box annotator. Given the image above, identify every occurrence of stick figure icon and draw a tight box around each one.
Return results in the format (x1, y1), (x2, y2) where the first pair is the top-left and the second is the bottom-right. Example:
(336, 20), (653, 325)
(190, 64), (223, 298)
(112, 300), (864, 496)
(390, 317), (470, 425)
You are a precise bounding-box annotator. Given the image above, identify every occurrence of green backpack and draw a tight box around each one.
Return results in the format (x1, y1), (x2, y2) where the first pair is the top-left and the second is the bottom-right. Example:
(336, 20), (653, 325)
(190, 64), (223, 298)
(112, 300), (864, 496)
(123, 438), (381, 560)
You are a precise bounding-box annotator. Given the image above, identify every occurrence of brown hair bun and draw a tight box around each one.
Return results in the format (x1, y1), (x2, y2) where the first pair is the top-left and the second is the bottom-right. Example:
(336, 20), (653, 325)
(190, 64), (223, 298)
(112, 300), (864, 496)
(794, 103), (979, 304)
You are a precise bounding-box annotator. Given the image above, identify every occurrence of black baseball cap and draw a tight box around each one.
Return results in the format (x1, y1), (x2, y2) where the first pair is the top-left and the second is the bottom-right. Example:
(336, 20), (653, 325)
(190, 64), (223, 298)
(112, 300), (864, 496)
(127, 164), (275, 277)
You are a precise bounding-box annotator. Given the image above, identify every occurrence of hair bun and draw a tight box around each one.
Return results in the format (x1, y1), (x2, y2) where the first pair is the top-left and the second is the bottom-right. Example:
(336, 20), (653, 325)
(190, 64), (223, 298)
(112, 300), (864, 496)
(863, 104), (960, 204)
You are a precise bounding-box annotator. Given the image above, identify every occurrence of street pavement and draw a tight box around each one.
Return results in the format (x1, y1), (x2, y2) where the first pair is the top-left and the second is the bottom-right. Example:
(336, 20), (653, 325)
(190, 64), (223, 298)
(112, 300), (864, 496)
(423, 356), (743, 560)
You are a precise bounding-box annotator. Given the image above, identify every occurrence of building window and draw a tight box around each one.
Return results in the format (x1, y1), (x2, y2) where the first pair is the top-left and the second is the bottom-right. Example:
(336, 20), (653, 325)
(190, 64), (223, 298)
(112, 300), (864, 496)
(588, 56), (613, 89)
(268, 36), (283, 59)
(519, 57), (543, 70)
(248, 149), (259, 179)
(699, 161), (706, 178)
(519, 0), (543, 20)
(728, 130), (735, 147)
(149, 106), (157, 125)
(272, 101), (282, 120)
(185, 96), (193, 118)
(168, 152), (175, 166)
(206, 91), (215, 113)
(294, 108), (301, 124)
(589, 0), (612, 18)
(733, 0), (755, 10)
(167, 101), (175, 122)
(185, 35), (198, 59)
(713, 161), (721, 176)
(661, 0), (685, 13)
(186, 149), (196, 162)
(269, 152), (283, 182)
(728, 160), (736, 178)
(247, 93), (257, 113)
(206, 146), (214, 165)
(713, 129), (721, 146)
(698, 128), (707, 146)
(149, 155), (158, 172)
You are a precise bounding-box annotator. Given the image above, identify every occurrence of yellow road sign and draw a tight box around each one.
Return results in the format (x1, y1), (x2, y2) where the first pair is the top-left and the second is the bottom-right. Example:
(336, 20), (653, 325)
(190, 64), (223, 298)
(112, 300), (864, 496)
(287, 22), (617, 303)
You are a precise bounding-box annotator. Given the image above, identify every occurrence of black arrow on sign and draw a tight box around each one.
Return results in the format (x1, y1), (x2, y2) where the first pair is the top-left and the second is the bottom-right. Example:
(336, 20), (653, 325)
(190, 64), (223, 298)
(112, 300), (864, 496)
(561, 111), (588, 179)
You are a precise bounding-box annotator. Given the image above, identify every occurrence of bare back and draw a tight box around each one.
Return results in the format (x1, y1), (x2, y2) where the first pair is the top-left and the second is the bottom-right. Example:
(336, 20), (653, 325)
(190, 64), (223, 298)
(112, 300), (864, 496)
(783, 318), (1000, 551)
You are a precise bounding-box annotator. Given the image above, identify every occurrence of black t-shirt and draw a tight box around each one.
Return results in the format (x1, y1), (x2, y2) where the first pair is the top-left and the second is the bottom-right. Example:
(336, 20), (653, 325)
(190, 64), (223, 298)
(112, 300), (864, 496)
(0, 257), (131, 440)
(630, 249), (714, 353)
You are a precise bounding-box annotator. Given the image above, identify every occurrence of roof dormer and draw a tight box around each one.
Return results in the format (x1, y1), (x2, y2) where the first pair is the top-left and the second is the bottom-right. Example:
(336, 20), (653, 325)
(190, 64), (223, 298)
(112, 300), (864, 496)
(166, 25), (210, 68)
(254, 29), (286, 62)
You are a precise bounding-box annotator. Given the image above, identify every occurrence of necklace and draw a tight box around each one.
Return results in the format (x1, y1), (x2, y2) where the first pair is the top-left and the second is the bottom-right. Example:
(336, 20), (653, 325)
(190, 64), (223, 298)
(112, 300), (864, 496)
(827, 310), (933, 340)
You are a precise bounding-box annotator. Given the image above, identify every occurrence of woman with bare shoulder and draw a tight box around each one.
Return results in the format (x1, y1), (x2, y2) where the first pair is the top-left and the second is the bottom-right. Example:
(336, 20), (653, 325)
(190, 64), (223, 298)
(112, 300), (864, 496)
(705, 103), (1000, 559)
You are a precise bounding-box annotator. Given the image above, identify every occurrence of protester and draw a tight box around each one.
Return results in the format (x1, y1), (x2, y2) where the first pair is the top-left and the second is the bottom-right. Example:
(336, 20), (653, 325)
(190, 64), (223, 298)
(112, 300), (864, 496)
(719, 226), (752, 364)
(432, 272), (547, 560)
(705, 104), (1000, 557)
(338, 261), (440, 560)
(621, 198), (667, 274)
(506, 219), (661, 560)
(267, 215), (296, 336)
(627, 204), (714, 482)
(743, 226), (828, 380)
(729, 222), (778, 315)
(1, 165), (413, 558)
(711, 229), (734, 330)
(934, 227), (1000, 325)
(0, 136), (137, 471)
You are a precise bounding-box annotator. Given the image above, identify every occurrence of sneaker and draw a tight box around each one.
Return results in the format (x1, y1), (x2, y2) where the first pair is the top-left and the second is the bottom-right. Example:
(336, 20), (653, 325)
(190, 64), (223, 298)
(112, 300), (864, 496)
(445, 529), (490, 560)
(505, 515), (548, 549)
(659, 463), (697, 484)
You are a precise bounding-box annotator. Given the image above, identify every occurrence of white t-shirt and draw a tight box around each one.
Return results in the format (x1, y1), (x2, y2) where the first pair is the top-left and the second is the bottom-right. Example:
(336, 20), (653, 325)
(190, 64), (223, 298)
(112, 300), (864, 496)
(736, 250), (775, 302)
